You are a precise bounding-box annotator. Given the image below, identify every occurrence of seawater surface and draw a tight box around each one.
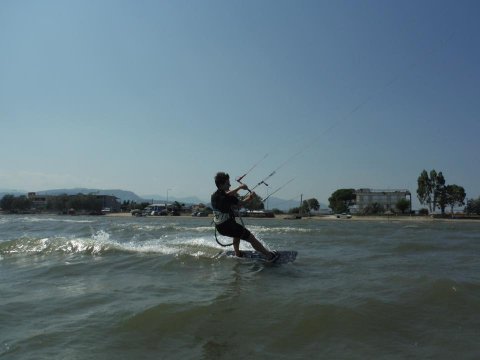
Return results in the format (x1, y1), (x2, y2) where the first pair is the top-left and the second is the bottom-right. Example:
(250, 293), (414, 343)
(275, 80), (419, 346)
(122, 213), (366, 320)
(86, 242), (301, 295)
(1, 215), (480, 359)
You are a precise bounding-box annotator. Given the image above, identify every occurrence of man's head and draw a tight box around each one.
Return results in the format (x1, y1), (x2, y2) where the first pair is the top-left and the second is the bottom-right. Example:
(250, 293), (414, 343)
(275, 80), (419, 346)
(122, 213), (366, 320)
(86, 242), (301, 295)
(214, 172), (230, 190)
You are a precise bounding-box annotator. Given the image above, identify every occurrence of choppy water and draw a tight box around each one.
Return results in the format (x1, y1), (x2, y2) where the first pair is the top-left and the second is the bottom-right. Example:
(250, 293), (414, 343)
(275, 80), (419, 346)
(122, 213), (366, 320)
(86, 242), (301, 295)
(1, 215), (480, 359)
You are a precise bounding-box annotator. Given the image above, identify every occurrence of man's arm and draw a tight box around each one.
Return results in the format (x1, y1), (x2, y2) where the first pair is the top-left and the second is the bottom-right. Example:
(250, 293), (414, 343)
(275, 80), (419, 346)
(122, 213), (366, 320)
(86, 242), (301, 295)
(226, 183), (248, 196)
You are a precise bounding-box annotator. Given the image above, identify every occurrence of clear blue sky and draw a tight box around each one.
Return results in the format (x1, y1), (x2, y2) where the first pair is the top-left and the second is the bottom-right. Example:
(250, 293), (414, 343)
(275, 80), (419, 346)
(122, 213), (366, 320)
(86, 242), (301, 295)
(1, 0), (479, 208)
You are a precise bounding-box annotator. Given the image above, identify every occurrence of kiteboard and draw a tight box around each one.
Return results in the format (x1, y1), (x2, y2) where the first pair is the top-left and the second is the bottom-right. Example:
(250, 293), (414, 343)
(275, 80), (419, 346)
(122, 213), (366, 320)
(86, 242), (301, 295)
(224, 250), (297, 264)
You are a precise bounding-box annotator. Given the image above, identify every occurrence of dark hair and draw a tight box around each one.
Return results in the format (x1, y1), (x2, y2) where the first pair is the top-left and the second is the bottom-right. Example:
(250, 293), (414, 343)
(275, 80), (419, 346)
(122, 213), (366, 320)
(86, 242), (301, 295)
(214, 172), (230, 188)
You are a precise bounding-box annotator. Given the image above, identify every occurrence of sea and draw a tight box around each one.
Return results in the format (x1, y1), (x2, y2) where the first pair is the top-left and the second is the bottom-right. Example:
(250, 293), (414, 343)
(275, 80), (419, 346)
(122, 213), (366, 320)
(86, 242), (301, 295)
(1, 214), (479, 360)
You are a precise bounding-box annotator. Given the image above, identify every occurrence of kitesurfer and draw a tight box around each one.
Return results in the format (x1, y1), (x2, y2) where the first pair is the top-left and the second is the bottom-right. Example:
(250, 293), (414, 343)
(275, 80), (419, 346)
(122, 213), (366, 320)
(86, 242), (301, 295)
(211, 172), (279, 262)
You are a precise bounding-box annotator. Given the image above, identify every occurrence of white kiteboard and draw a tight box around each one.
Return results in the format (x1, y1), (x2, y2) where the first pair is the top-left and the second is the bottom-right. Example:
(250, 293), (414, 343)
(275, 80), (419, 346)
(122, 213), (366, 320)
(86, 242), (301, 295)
(223, 250), (297, 264)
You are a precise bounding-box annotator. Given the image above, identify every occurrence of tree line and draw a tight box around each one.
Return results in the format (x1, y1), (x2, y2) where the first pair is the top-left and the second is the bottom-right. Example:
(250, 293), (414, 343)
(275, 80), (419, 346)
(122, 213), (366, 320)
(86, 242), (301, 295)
(327, 169), (474, 216)
(242, 194), (321, 215)
(1, 194), (104, 214)
(327, 189), (411, 215)
(417, 169), (466, 215)
(0, 195), (33, 213)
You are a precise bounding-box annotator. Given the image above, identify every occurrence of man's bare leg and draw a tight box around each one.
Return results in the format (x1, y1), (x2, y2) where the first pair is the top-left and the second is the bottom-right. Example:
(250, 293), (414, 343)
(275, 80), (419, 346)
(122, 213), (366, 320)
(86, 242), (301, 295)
(247, 234), (275, 260)
(233, 237), (242, 257)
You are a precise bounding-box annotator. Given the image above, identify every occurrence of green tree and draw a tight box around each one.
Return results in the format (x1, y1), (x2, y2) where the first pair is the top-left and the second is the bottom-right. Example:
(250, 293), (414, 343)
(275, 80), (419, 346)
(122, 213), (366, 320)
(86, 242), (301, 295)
(121, 200), (132, 212)
(418, 208), (429, 216)
(139, 202), (150, 210)
(436, 186), (448, 215)
(299, 198), (320, 214)
(289, 207), (301, 214)
(306, 198), (320, 211)
(466, 197), (480, 215)
(171, 201), (183, 211)
(328, 189), (355, 213)
(1, 195), (15, 211)
(417, 170), (431, 212)
(1, 195), (32, 212)
(445, 185), (466, 217)
(432, 171), (446, 212)
(429, 170), (438, 211)
(417, 169), (447, 213)
(243, 193), (264, 211)
(395, 198), (410, 214)
(300, 201), (309, 215)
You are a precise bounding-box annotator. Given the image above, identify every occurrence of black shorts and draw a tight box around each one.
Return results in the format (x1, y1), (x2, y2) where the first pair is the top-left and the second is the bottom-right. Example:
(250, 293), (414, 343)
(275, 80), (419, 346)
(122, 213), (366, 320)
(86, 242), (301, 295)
(216, 219), (251, 241)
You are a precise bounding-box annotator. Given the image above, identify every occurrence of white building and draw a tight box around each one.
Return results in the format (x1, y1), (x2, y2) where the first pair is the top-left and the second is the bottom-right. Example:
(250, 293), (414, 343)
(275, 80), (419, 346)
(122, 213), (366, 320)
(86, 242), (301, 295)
(355, 189), (411, 213)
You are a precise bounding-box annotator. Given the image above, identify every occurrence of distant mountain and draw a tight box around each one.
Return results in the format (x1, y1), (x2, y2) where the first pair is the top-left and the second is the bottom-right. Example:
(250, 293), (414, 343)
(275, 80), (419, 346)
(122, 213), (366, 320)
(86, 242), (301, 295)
(33, 188), (206, 205)
(36, 188), (144, 203)
(0, 190), (27, 198)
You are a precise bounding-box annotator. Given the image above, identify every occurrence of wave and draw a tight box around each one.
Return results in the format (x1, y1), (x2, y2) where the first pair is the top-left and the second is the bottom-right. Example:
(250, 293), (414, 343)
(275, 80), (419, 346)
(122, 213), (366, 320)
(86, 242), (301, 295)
(130, 224), (213, 233)
(0, 231), (117, 256)
(123, 223), (315, 235)
(12, 216), (95, 224)
(0, 230), (225, 258)
(251, 225), (317, 233)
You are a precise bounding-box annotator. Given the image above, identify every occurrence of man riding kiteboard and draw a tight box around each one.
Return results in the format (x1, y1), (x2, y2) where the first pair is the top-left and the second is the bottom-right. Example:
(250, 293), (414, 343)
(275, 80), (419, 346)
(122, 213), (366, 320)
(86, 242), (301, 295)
(211, 172), (279, 263)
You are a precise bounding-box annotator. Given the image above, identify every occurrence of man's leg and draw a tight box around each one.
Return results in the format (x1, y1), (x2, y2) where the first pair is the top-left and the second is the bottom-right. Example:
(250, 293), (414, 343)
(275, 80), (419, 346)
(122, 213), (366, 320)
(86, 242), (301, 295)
(233, 237), (242, 257)
(247, 234), (275, 259)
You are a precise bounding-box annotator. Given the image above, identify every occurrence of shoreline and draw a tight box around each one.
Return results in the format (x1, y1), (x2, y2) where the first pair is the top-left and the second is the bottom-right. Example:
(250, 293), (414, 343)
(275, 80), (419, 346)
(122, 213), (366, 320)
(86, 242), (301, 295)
(104, 213), (480, 223)
(1, 211), (478, 222)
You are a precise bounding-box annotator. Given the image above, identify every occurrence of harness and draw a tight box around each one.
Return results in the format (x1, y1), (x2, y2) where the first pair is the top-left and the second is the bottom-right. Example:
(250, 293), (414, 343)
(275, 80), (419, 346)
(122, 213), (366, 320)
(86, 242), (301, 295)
(212, 207), (247, 247)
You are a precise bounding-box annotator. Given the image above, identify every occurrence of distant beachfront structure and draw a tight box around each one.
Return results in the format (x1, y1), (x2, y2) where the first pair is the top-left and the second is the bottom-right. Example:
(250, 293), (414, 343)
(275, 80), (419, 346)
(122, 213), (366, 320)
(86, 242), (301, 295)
(354, 189), (412, 213)
(26, 192), (121, 212)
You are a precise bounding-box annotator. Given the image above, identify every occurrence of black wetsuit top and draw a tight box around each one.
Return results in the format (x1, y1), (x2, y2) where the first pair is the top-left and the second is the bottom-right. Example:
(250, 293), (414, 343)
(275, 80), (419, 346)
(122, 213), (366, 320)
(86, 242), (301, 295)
(211, 189), (251, 240)
(211, 189), (238, 221)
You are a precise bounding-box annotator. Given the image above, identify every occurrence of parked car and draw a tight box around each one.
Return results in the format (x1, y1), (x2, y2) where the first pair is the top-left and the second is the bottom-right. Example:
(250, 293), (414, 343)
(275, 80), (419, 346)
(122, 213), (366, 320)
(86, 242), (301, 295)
(130, 209), (143, 216)
(192, 211), (208, 217)
(336, 213), (352, 219)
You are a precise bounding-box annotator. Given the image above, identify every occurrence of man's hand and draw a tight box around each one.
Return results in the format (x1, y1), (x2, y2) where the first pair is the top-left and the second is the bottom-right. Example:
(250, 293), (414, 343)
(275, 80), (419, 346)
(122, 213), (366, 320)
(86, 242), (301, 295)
(238, 183), (248, 191)
(227, 183), (250, 196)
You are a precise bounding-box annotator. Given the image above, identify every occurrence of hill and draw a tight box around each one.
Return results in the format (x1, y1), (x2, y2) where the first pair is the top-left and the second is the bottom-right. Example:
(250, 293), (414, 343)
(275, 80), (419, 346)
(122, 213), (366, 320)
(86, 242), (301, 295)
(0, 190), (27, 198)
(36, 188), (145, 203)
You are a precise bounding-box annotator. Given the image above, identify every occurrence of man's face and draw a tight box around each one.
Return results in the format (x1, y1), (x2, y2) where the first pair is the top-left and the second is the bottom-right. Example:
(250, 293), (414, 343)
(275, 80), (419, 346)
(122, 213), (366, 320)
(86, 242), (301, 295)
(223, 179), (231, 190)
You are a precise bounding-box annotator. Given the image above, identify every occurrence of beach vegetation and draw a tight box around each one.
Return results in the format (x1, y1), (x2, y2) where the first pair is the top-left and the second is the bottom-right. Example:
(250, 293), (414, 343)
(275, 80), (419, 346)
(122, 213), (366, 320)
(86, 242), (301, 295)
(288, 207), (300, 214)
(466, 197), (480, 215)
(121, 200), (147, 212)
(0, 194), (14, 211)
(243, 193), (264, 211)
(444, 185), (466, 216)
(361, 202), (385, 215)
(288, 198), (321, 215)
(1, 195), (32, 213)
(416, 169), (466, 215)
(303, 198), (320, 212)
(328, 189), (355, 213)
(417, 169), (446, 213)
(418, 208), (429, 216)
(417, 170), (430, 209)
(0, 193), (116, 214)
(47, 194), (103, 213)
(395, 198), (411, 214)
